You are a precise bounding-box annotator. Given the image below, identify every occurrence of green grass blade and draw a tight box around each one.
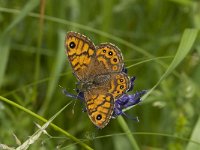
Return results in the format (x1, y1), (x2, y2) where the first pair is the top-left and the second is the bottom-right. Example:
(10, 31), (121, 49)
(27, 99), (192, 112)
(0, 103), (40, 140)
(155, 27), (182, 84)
(0, 37), (10, 88)
(40, 30), (66, 115)
(0, 8), (151, 57)
(186, 116), (200, 150)
(117, 117), (140, 150)
(100, 0), (113, 41)
(113, 136), (132, 150)
(0, 1), (40, 89)
(0, 95), (93, 150)
(16, 101), (72, 150)
(0, 0), (39, 38)
(169, 0), (193, 5)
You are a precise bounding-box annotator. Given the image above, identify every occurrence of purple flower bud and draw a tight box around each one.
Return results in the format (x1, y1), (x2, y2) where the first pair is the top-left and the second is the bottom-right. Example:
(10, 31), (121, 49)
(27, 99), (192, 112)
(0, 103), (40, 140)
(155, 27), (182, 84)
(112, 90), (146, 117)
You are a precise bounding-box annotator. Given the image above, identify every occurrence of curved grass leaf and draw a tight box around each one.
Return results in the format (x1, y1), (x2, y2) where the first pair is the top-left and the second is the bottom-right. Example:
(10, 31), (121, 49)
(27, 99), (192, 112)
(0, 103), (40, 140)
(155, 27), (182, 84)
(119, 28), (198, 149)
(117, 116), (140, 150)
(142, 28), (199, 101)
(39, 30), (66, 115)
(0, 96), (93, 150)
(0, 37), (10, 88)
(186, 116), (200, 150)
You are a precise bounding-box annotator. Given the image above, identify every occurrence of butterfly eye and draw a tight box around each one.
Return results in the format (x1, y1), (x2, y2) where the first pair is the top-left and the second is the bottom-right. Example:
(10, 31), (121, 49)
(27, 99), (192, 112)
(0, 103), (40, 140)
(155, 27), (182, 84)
(69, 41), (76, 49)
(103, 49), (106, 53)
(96, 114), (102, 120)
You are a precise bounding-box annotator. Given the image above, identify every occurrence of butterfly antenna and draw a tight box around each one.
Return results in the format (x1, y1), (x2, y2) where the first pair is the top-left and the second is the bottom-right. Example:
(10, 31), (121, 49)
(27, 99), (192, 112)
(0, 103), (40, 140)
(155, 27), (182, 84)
(59, 85), (78, 99)
(59, 85), (78, 114)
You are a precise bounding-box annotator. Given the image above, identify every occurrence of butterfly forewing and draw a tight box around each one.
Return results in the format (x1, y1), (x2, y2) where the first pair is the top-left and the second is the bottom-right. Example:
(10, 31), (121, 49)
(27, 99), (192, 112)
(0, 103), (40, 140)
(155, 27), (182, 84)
(95, 43), (124, 74)
(65, 32), (96, 81)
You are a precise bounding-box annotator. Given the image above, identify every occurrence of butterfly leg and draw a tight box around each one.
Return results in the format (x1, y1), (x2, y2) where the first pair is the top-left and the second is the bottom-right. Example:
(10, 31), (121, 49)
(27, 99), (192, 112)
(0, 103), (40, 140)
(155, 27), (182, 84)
(77, 92), (87, 112)
(122, 67), (128, 74)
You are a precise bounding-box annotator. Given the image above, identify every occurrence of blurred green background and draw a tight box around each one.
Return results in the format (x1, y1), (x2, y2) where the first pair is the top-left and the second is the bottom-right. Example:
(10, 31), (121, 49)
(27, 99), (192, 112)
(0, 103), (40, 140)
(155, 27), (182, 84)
(0, 0), (200, 149)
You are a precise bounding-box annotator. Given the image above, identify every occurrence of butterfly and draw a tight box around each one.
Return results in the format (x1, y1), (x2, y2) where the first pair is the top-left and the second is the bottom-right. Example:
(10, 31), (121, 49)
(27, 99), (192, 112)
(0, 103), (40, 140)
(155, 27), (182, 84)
(65, 31), (144, 128)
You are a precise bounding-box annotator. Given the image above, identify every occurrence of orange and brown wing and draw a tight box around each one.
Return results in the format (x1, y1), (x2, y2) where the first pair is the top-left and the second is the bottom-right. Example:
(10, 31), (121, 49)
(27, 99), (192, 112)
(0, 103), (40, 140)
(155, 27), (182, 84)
(108, 72), (130, 99)
(65, 31), (95, 81)
(81, 43), (125, 79)
(95, 43), (124, 74)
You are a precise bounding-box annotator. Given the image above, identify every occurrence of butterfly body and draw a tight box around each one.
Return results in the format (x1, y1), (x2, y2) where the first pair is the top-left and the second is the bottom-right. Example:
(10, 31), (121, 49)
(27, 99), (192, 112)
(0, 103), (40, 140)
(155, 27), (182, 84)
(65, 31), (130, 128)
(76, 74), (110, 92)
